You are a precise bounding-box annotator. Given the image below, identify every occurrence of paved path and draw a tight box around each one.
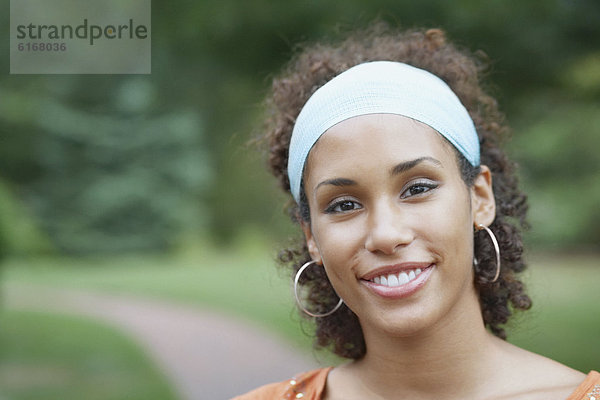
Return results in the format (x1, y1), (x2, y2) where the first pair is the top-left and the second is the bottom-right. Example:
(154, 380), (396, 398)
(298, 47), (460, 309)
(3, 284), (319, 400)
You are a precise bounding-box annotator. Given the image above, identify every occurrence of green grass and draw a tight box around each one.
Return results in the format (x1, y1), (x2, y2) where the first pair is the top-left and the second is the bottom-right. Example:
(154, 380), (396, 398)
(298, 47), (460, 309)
(3, 248), (599, 374)
(0, 310), (177, 400)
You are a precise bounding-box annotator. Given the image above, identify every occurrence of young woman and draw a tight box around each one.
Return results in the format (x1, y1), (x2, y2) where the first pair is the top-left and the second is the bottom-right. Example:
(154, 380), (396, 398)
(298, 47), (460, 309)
(234, 27), (599, 400)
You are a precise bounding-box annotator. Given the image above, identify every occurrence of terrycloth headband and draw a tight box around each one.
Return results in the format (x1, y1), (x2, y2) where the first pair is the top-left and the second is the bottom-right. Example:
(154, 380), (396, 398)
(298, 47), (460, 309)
(287, 61), (480, 203)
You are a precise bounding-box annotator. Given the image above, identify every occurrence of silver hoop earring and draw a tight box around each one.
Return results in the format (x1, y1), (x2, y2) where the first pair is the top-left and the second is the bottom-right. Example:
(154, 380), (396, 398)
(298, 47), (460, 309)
(294, 261), (343, 318)
(476, 224), (501, 283)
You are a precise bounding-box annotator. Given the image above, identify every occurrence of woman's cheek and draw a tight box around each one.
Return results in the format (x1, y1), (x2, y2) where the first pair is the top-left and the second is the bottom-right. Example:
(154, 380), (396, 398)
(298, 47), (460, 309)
(317, 221), (362, 271)
(319, 222), (359, 257)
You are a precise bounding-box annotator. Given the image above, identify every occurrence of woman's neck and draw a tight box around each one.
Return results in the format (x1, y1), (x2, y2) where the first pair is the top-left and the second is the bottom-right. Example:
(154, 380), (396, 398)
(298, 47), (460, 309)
(332, 289), (500, 399)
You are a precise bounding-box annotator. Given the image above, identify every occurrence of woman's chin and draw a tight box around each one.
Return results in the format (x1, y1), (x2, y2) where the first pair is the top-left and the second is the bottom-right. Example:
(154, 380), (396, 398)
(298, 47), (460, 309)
(360, 307), (441, 339)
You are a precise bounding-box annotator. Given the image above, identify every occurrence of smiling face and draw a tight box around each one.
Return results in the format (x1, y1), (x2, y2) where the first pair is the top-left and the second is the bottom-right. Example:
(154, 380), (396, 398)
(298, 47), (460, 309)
(301, 114), (495, 339)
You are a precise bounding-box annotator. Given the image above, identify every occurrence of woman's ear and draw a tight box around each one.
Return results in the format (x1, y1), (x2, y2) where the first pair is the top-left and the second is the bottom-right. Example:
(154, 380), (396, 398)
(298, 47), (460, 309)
(301, 221), (323, 265)
(471, 165), (496, 227)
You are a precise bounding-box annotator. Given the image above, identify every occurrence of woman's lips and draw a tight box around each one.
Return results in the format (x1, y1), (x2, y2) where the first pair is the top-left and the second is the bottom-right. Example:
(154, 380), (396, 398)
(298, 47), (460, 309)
(361, 262), (432, 281)
(361, 264), (435, 299)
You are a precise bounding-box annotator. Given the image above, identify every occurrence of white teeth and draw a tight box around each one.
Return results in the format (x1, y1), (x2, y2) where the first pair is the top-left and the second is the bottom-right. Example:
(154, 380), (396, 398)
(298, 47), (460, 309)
(371, 267), (428, 287)
(398, 272), (409, 285)
(387, 274), (399, 287)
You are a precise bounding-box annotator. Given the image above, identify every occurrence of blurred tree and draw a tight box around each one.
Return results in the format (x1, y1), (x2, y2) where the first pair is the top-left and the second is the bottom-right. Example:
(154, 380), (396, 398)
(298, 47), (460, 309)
(0, 178), (52, 256)
(0, 81), (212, 254)
(510, 51), (600, 250)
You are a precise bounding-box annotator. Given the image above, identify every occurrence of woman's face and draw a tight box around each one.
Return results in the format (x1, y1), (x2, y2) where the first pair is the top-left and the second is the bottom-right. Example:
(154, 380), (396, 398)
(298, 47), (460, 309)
(302, 113), (495, 338)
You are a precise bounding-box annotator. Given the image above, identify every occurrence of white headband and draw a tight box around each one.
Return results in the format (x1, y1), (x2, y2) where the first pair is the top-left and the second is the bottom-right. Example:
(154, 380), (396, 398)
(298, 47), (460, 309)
(287, 61), (480, 203)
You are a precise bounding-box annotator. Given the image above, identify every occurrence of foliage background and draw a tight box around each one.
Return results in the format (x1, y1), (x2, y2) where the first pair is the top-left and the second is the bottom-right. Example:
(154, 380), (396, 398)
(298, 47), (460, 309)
(1, 0), (599, 256)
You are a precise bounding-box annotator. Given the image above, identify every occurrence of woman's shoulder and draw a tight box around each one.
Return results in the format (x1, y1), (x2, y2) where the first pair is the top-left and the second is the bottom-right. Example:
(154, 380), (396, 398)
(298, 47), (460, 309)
(506, 345), (590, 398)
(231, 367), (332, 400)
(487, 340), (593, 399)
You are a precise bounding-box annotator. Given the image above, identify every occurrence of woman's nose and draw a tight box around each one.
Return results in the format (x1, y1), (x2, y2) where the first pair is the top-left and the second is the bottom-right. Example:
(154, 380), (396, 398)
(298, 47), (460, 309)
(364, 199), (414, 254)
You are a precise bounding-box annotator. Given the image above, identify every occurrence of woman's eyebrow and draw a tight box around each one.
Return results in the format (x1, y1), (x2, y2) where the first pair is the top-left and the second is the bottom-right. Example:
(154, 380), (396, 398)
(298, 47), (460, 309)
(390, 157), (442, 176)
(315, 177), (356, 191)
(315, 157), (441, 192)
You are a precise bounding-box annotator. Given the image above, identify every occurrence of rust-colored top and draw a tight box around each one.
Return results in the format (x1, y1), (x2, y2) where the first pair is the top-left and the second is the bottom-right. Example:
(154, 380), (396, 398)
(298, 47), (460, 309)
(232, 368), (331, 400)
(567, 371), (600, 400)
(233, 369), (600, 400)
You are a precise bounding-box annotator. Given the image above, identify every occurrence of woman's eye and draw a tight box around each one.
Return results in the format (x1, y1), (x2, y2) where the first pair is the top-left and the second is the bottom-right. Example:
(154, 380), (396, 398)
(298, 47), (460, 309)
(325, 200), (362, 213)
(401, 181), (438, 198)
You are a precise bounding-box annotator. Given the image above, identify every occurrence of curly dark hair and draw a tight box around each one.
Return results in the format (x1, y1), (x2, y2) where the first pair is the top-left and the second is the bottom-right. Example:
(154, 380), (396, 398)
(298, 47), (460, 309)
(260, 24), (532, 360)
